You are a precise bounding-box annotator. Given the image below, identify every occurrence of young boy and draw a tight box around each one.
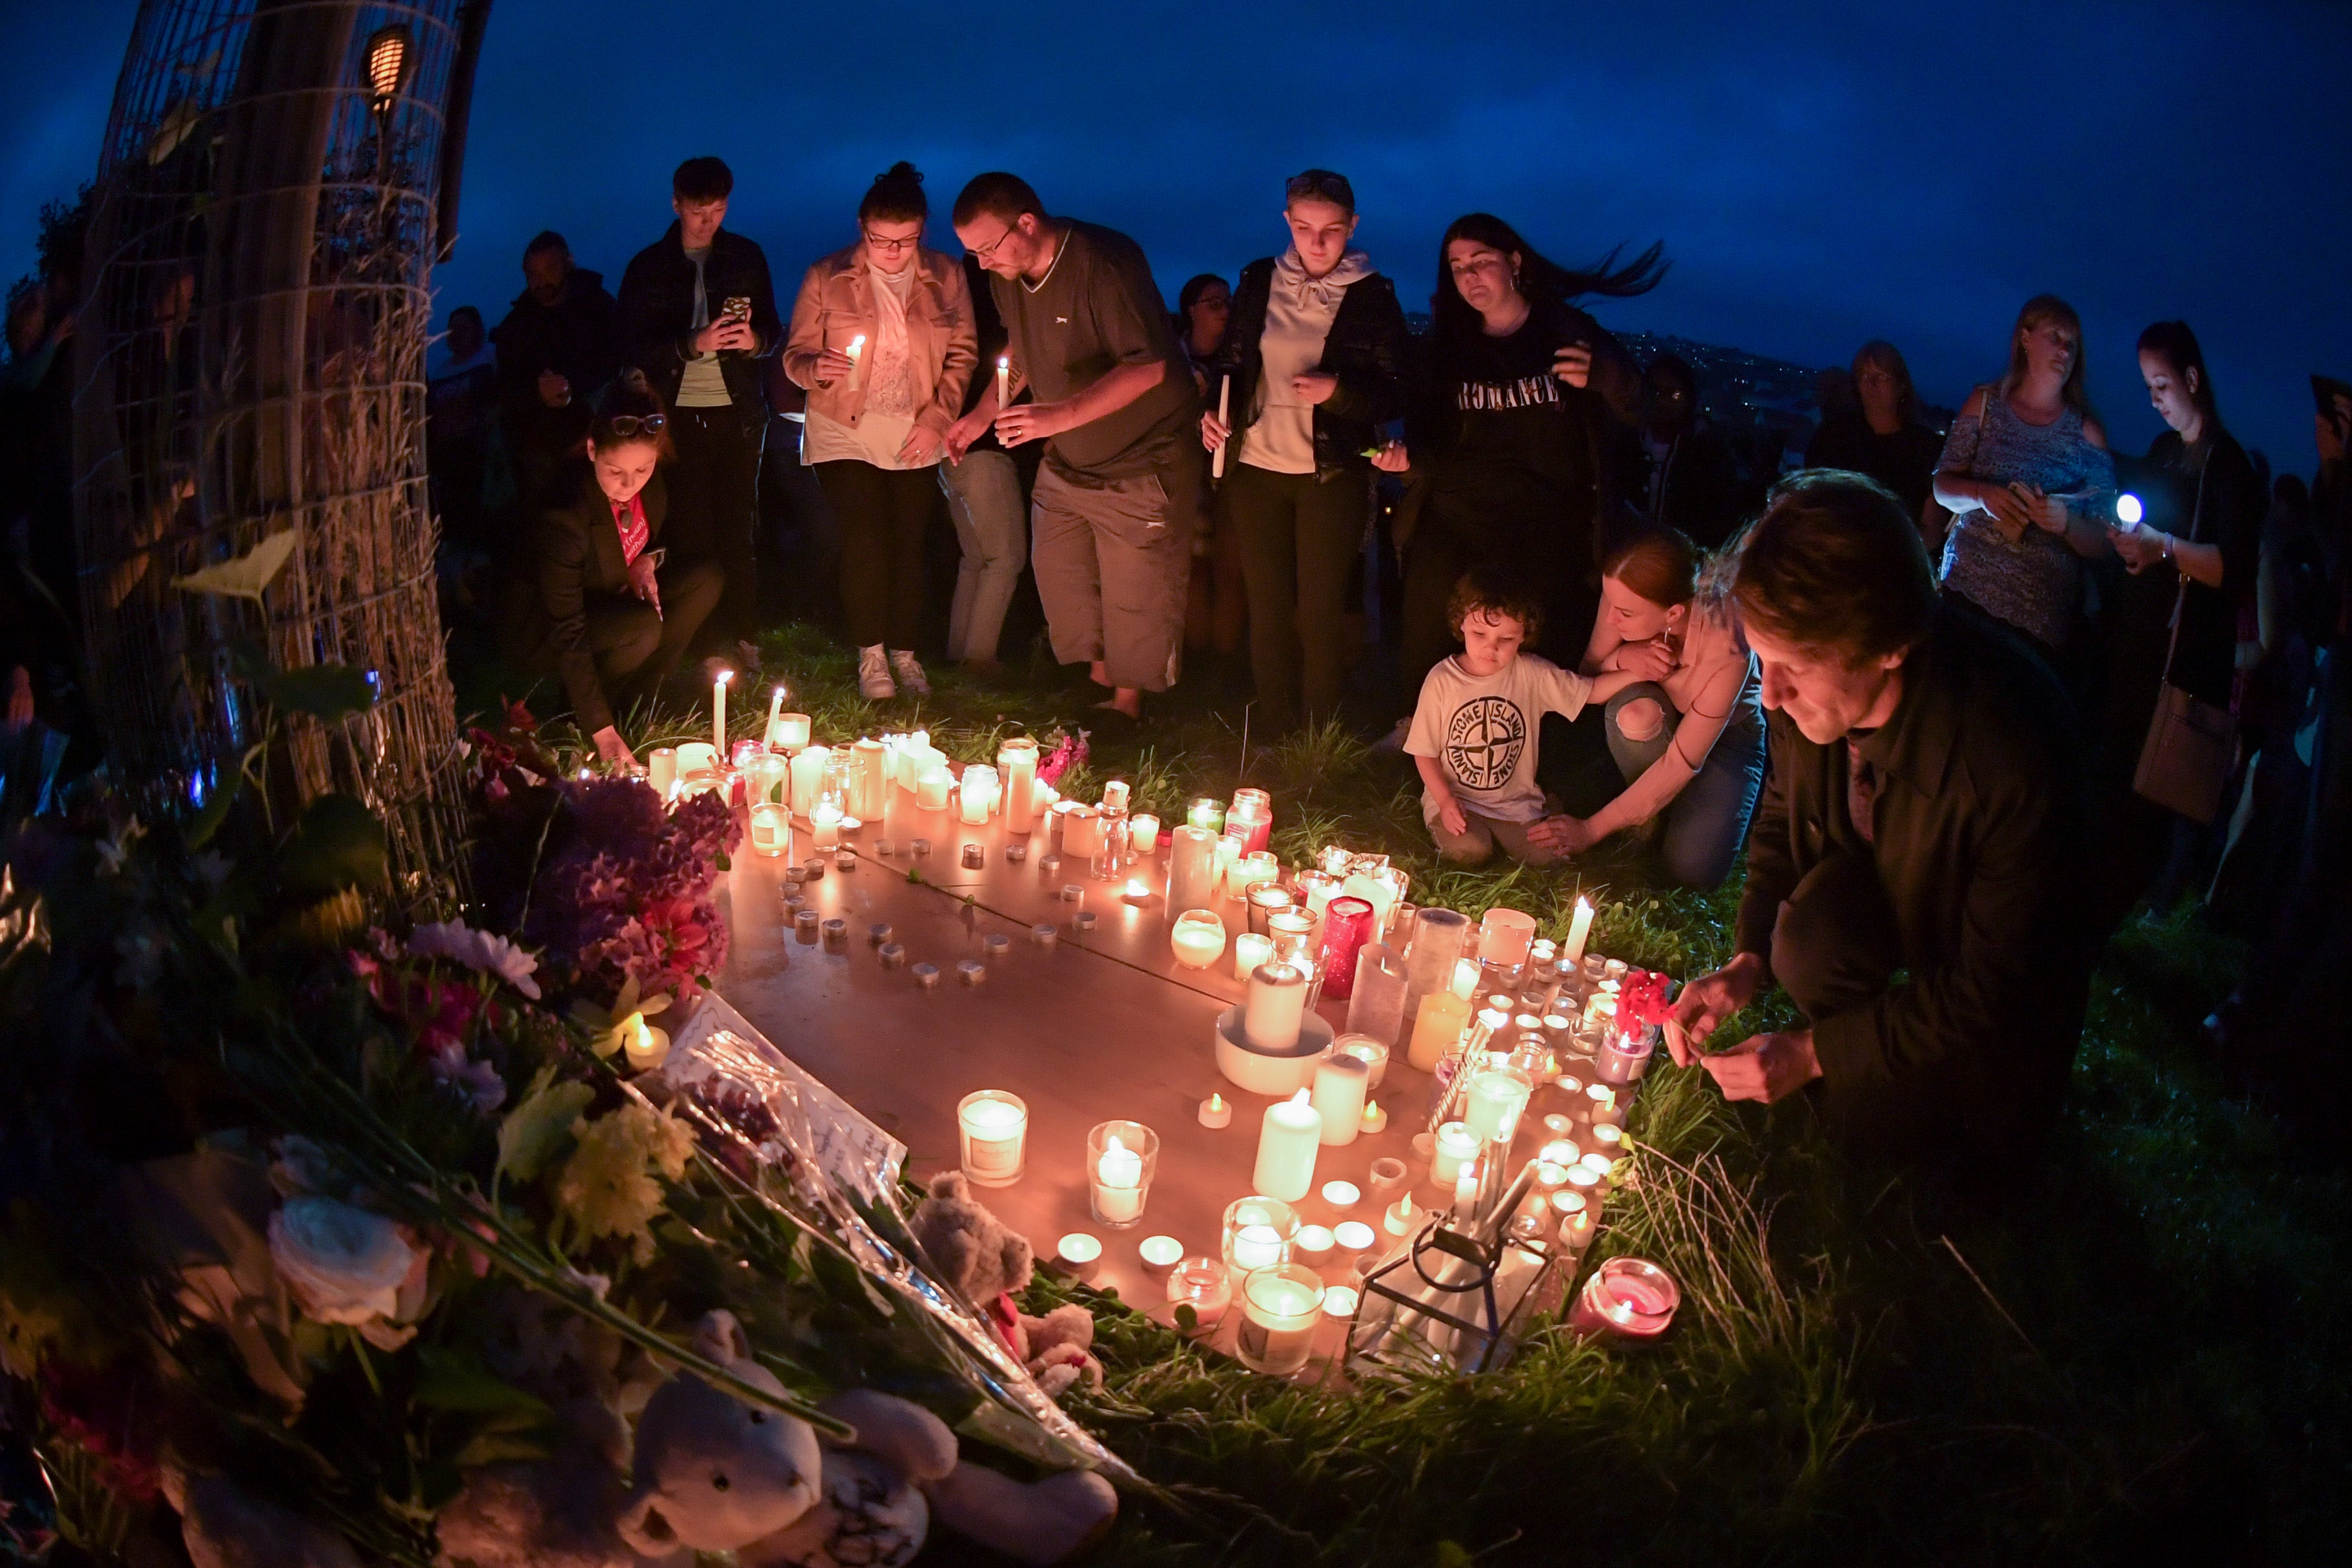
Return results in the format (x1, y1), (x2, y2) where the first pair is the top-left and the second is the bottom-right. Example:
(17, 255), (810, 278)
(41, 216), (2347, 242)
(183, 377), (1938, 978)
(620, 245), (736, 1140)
(1406, 569), (1635, 866)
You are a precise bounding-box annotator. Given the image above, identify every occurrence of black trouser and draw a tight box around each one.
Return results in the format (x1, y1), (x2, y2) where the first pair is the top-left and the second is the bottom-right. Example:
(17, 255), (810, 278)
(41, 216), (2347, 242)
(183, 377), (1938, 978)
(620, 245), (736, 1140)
(814, 458), (938, 651)
(1223, 462), (1366, 730)
(1398, 517), (1592, 708)
(669, 406), (765, 648)
(578, 558), (725, 721)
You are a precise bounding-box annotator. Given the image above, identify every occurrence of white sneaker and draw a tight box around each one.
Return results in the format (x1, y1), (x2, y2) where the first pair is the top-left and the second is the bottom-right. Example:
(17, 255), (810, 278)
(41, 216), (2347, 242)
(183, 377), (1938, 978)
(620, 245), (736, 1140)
(889, 649), (931, 697)
(858, 644), (896, 700)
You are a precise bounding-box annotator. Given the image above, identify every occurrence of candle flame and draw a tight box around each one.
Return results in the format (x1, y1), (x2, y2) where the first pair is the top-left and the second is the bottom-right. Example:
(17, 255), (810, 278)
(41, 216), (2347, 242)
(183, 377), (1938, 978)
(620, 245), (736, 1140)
(1289, 1088), (1311, 1105)
(997, 354), (1010, 369)
(716, 669), (733, 685)
(1208, 1093), (1226, 1112)
(1575, 895), (1592, 914)
(1105, 1133), (1126, 1155)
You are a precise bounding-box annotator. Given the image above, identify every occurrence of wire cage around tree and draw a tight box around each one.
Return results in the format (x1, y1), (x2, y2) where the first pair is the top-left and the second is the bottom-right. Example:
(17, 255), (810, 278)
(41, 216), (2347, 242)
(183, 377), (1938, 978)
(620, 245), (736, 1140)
(70, 0), (489, 891)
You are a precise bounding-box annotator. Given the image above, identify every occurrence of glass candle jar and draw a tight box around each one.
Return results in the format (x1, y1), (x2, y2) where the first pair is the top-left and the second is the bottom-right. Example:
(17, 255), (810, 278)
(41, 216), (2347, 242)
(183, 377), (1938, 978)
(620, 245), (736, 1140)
(1567, 1257), (1680, 1340)
(1170, 908), (1228, 969)
(1220, 1195), (1299, 1273)
(1431, 1120), (1479, 1186)
(956, 1090), (1027, 1188)
(749, 801), (792, 858)
(1166, 1257), (1231, 1333)
(1245, 880), (1295, 937)
(1231, 932), (1275, 983)
(1235, 1262), (1323, 1375)
(1315, 896), (1376, 1000)
(1086, 1120), (1159, 1229)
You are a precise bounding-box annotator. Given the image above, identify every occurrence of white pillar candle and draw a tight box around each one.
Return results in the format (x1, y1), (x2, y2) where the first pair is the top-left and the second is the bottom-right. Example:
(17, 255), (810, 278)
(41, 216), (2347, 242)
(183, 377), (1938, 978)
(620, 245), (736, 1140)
(1128, 812), (1159, 856)
(1463, 1067), (1534, 1144)
(1310, 1052), (1369, 1148)
(1233, 932), (1275, 982)
(916, 765), (952, 812)
(956, 1091), (1027, 1187)
(647, 747), (678, 798)
(995, 355), (1010, 415)
(1235, 1264), (1322, 1376)
(789, 743), (832, 816)
(749, 802), (792, 858)
(1000, 740), (1039, 835)
(711, 669), (731, 754)
(851, 738), (888, 819)
(1251, 1088), (1321, 1202)
(1563, 896), (1594, 968)
(1431, 1121), (1478, 1186)
(1242, 962), (1308, 1052)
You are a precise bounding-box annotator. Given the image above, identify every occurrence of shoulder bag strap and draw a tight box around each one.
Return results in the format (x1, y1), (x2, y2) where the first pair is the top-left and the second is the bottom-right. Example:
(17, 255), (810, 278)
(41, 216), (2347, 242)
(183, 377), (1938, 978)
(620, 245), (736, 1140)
(2157, 452), (2211, 685)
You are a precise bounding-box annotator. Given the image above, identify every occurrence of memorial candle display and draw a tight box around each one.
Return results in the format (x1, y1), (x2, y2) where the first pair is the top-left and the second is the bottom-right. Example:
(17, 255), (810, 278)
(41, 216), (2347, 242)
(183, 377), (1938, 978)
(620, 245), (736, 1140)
(1235, 1263), (1323, 1376)
(1567, 1257), (1680, 1341)
(1252, 1088), (1322, 1201)
(1310, 1051), (1369, 1148)
(1170, 909), (1228, 970)
(789, 743), (831, 816)
(1563, 896), (1595, 968)
(1232, 932), (1274, 983)
(1316, 896), (1377, 999)
(710, 669), (730, 754)
(1086, 1121), (1157, 1228)
(956, 1090), (1027, 1187)
(1166, 826), (1219, 921)
(1243, 963), (1309, 1052)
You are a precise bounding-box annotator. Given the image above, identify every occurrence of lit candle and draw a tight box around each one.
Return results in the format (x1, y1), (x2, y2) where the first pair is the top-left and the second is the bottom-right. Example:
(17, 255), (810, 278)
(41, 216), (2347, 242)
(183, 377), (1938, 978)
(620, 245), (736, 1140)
(1567, 1257), (1679, 1341)
(647, 746), (678, 798)
(956, 1090), (1027, 1187)
(1235, 850), (1280, 897)
(1000, 738), (1039, 835)
(1295, 1224), (1334, 1264)
(1582, 1082), (1617, 1126)
(1478, 907), (1537, 972)
(1139, 1235), (1184, 1272)
(1451, 958), (1480, 1001)
(1224, 1197), (1296, 1271)
(1088, 1121), (1154, 1228)
(1310, 1052), (1369, 1148)
(789, 743), (831, 816)
(1340, 868), (1397, 939)
(845, 332), (867, 391)
(810, 801), (842, 850)
(1462, 1067), (1534, 1144)
(1405, 987), (1471, 1073)
(1197, 1091), (1232, 1129)
(1171, 908), (1227, 968)
(1251, 1087), (1322, 1202)
(1230, 788), (1273, 852)
(1322, 1285), (1360, 1320)
(1166, 826), (1220, 919)
(1335, 1035), (1389, 1090)
(1243, 962), (1308, 1052)
(1563, 896), (1594, 968)
(1384, 1192), (1416, 1235)
(1187, 796), (1224, 832)
(623, 1012), (669, 1072)
(1063, 805), (1102, 859)
(1235, 1262), (1322, 1376)
(765, 683), (785, 745)
(1333, 1220), (1375, 1252)
(1129, 812), (1159, 856)
(995, 354), (1010, 415)
(1246, 881), (1295, 937)
(711, 669), (731, 754)
(1231, 932), (1275, 984)
(1551, 1190), (1595, 1249)
(916, 765), (952, 812)
(1054, 1233), (1102, 1279)
(1359, 1100), (1388, 1135)
(1431, 1121), (1478, 1186)
(1322, 1180), (1361, 1208)
(749, 801), (792, 858)
(1166, 1257), (1231, 1331)
(1211, 373), (1231, 481)
(1451, 1169), (1479, 1224)
(1212, 836), (1240, 898)
(959, 763), (997, 825)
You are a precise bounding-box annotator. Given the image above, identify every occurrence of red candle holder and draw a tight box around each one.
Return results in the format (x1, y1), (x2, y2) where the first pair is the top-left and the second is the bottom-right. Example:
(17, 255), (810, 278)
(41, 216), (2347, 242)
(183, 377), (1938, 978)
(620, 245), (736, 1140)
(1316, 896), (1376, 1001)
(1567, 1256), (1680, 1341)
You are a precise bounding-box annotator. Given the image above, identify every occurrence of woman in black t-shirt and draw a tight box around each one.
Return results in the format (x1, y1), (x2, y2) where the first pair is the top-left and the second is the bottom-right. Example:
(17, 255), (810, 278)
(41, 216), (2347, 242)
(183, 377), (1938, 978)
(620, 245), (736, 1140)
(1389, 213), (1662, 699)
(1804, 339), (1946, 527)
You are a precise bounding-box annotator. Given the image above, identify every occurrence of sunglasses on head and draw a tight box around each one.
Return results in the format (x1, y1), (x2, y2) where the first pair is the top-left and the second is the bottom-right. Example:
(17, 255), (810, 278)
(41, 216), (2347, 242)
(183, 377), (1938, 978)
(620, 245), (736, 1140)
(602, 413), (665, 437)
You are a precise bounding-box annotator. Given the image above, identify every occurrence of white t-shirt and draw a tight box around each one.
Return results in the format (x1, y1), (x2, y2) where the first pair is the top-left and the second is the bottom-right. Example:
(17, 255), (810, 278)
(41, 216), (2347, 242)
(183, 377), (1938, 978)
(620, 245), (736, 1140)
(676, 246), (731, 407)
(1405, 652), (1592, 822)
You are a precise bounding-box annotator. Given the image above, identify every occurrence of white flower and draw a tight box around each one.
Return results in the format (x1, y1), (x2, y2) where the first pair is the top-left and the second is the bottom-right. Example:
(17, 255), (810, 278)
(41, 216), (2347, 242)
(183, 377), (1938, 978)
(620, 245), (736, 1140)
(268, 1195), (421, 1327)
(406, 919), (542, 999)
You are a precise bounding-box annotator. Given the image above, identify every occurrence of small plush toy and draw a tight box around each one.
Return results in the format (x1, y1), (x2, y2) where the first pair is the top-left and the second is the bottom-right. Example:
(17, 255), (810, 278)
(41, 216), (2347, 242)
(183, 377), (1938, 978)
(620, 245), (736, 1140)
(434, 1400), (634, 1568)
(910, 1171), (1104, 1397)
(614, 1310), (824, 1559)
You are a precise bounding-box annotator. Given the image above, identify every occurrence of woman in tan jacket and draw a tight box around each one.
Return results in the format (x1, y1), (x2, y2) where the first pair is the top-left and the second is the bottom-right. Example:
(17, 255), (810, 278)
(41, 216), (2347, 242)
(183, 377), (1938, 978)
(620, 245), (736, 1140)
(784, 161), (977, 698)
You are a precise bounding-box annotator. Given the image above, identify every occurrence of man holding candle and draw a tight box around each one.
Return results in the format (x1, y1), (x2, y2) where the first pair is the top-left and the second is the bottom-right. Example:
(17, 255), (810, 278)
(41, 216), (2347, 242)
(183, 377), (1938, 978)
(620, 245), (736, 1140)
(1667, 471), (2093, 1176)
(948, 173), (1204, 721)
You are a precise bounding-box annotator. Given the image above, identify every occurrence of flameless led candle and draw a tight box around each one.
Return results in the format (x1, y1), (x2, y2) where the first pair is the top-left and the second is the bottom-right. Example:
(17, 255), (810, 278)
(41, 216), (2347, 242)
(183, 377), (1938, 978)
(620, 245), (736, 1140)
(648, 747), (678, 798)
(1583, 1082), (1618, 1126)
(623, 1012), (669, 1072)
(1311, 1052), (1369, 1148)
(1197, 1092), (1232, 1129)
(1166, 825), (1218, 917)
(711, 669), (731, 754)
(1129, 813), (1159, 856)
(1232, 932), (1275, 983)
(1563, 896), (1594, 968)
(1431, 1121), (1479, 1186)
(1463, 1067), (1534, 1143)
(1244, 963), (1309, 1052)
(749, 803), (791, 858)
(1406, 987), (1472, 1073)
(1171, 909), (1228, 969)
(1384, 1193), (1417, 1235)
(1252, 1088), (1322, 1201)
(1551, 1190), (1595, 1248)
(916, 765), (952, 812)
(1236, 1263), (1322, 1376)
(1086, 1121), (1157, 1228)
(1360, 1101), (1388, 1135)
(1222, 1197), (1298, 1271)
(956, 1090), (1027, 1188)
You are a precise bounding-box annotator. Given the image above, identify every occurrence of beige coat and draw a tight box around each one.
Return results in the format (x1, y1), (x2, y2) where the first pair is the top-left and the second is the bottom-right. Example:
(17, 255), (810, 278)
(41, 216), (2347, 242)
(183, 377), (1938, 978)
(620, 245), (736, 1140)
(783, 243), (976, 439)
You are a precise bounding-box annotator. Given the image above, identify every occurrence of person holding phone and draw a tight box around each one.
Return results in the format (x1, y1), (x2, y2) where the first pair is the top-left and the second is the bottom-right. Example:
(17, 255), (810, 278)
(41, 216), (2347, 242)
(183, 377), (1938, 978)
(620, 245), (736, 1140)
(513, 383), (721, 770)
(783, 161), (976, 699)
(618, 156), (782, 662)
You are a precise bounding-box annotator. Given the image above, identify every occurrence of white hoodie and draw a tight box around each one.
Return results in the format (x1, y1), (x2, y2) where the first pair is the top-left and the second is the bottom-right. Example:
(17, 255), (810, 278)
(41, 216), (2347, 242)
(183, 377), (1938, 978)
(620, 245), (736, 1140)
(1242, 246), (1375, 475)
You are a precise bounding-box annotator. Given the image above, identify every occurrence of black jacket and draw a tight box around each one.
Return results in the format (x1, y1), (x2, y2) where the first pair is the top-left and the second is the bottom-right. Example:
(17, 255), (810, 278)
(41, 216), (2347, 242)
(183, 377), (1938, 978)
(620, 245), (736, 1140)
(490, 267), (625, 447)
(616, 224), (781, 425)
(1210, 257), (1410, 482)
(1635, 416), (1743, 550)
(1738, 603), (2093, 1164)
(533, 464), (671, 735)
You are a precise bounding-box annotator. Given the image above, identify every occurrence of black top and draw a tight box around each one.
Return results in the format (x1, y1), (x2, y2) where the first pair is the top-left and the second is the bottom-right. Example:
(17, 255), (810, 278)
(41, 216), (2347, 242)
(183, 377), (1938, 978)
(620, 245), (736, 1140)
(616, 224), (783, 421)
(1209, 256), (1411, 482)
(1638, 417), (1744, 549)
(2112, 428), (2264, 710)
(534, 464), (671, 736)
(490, 266), (624, 457)
(953, 253), (1011, 454)
(1739, 603), (2093, 1164)
(1805, 413), (1945, 525)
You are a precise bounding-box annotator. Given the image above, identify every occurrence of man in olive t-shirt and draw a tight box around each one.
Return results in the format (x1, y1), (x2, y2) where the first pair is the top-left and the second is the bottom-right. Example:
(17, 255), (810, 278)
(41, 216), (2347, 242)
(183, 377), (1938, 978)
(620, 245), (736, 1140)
(949, 173), (1203, 717)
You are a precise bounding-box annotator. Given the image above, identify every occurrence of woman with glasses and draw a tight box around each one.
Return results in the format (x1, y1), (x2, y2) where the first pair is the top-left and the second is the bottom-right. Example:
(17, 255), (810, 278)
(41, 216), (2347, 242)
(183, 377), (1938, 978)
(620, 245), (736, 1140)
(516, 380), (722, 770)
(785, 161), (978, 699)
(1200, 169), (1409, 732)
(1389, 213), (1663, 704)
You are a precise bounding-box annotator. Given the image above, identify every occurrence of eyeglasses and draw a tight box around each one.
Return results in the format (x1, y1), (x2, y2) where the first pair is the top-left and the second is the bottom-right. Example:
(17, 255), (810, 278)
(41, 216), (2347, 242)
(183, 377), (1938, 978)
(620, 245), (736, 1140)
(964, 220), (1017, 266)
(600, 414), (665, 437)
(863, 230), (922, 255)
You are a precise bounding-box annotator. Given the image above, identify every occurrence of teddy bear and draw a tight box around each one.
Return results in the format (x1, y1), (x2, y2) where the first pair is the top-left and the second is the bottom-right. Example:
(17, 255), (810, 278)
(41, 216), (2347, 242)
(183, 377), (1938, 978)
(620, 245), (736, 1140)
(909, 1171), (1103, 1398)
(435, 1398), (636, 1568)
(614, 1309), (1116, 1568)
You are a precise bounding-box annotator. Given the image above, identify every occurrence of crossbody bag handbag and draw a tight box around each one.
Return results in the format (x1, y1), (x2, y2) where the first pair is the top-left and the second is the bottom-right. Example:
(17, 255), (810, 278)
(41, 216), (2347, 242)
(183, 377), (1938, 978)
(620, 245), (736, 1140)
(2133, 454), (2235, 824)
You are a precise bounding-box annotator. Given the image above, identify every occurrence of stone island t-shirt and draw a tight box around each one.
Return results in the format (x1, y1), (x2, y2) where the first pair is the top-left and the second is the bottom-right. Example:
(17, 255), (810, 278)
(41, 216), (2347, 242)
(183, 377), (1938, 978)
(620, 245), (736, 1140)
(1405, 652), (1593, 822)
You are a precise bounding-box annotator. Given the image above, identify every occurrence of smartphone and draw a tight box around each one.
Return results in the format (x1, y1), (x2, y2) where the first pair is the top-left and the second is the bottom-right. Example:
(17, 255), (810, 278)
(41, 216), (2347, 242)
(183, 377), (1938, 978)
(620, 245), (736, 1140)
(722, 296), (751, 323)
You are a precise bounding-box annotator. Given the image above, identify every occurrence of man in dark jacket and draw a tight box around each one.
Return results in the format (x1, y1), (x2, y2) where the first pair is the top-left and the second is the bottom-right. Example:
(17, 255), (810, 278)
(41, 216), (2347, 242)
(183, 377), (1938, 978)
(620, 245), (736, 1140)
(1632, 353), (1742, 550)
(1667, 471), (2092, 1175)
(490, 231), (623, 514)
(616, 156), (781, 658)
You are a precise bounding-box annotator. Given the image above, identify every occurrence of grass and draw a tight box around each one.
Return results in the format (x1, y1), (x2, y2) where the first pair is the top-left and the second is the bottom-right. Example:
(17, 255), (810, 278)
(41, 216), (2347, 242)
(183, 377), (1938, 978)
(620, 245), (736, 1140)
(466, 629), (2352, 1565)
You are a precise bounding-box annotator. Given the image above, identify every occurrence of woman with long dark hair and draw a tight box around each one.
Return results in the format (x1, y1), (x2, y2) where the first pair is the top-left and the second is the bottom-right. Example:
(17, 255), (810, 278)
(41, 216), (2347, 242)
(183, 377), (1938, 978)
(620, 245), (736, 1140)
(1928, 295), (2114, 658)
(1173, 273), (1230, 396)
(1805, 338), (1945, 525)
(1199, 169), (1410, 732)
(784, 161), (977, 698)
(1389, 213), (1663, 701)
(2090, 319), (2264, 932)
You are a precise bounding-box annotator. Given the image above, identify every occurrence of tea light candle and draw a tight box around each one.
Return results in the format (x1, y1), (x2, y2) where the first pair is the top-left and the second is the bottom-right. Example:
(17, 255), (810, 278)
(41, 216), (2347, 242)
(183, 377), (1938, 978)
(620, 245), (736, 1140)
(1295, 1224), (1335, 1264)
(1551, 1190), (1596, 1248)
(1243, 963), (1309, 1053)
(1166, 1257), (1231, 1331)
(1232, 932), (1275, 983)
(1321, 1180), (1361, 1209)
(957, 958), (987, 986)
(1591, 1122), (1626, 1159)
(1451, 1169), (1479, 1224)
(710, 669), (731, 753)
(916, 765), (952, 812)
(623, 1013), (669, 1072)
(1086, 1121), (1156, 1228)
(1310, 1052), (1369, 1148)
(962, 842), (985, 868)
(956, 1090), (1026, 1187)
(1055, 1233), (1102, 1279)
(749, 802), (791, 858)
(1197, 1092), (1231, 1129)
(1540, 1139), (1580, 1168)
(1139, 1234), (1184, 1272)
(648, 747), (678, 797)
(1171, 909), (1227, 969)
(1333, 1220), (1375, 1251)
(1567, 1257), (1679, 1341)
(1367, 1157), (1407, 1197)
(913, 962), (939, 987)
(1322, 1286), (1360, 1320)
(810, 800), (842, 850)
(1431, 1121), (1478, 1186)
(1578, 1150), (1617, 1187)
(1563, 1163), (1601, 1206)
(1359, 1101), (1388, 1135)
(1252, 1088), (1321, 1201)
(1073, 910), (1098, 934)
(1335, 1035), (1389, 1089)
(1128, 812), (1159, 856)
(1462, 1067), (1534, 1144)
(1235, 1264), (1322, 1376)
(1384, 1193), (1417, 1235)
(1563, 896), (1594, 967)
(1029, 923), (1057, 947)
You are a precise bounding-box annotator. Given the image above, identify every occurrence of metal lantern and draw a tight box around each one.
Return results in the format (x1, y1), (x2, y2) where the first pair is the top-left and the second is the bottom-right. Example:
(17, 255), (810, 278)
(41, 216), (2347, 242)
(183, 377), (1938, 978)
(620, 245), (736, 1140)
(1346, 1212), (1560, 1378)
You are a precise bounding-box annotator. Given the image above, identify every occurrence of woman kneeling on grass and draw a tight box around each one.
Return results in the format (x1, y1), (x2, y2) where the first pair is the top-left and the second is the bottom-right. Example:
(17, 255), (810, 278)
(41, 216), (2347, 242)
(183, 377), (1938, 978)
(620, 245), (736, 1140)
(1525, 525), (1767, 887)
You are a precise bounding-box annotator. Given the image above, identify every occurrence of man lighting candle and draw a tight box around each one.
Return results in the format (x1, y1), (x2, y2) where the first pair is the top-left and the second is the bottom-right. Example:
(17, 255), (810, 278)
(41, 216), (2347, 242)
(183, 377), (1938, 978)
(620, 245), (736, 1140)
(1667, 472), (2092, 1182)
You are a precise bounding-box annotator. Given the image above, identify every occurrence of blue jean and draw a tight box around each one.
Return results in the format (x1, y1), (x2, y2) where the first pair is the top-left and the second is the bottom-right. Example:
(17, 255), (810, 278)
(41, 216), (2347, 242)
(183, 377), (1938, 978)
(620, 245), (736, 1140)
(938, 449), (1027, 663)
(1604, 681), (1768, 887)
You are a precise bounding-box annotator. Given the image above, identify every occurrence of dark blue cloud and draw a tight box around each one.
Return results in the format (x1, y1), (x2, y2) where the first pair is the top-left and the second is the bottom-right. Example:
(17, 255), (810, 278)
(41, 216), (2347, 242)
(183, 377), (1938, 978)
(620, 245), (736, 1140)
(9, 0), (2347, 464)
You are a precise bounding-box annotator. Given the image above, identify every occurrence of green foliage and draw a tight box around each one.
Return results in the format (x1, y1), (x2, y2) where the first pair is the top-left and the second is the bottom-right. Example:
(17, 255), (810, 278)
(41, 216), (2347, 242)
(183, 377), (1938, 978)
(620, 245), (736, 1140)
(278, 792), (389, 894)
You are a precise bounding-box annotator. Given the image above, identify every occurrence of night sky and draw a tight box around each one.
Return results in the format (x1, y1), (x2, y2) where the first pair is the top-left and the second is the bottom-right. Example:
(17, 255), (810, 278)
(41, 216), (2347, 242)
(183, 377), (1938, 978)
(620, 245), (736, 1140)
(6, 0), (2347, 467)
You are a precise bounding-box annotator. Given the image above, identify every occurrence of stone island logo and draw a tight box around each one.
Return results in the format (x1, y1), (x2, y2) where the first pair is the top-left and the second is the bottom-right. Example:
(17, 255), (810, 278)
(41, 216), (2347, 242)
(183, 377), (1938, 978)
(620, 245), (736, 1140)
(1444, 695), (1525, 791)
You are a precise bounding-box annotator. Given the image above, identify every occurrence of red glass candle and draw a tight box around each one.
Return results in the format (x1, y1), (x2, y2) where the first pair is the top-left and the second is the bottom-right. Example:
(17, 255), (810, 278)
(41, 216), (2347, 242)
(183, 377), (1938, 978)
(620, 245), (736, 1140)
(1316, 896), (1376, 1001)
(1567, 1257), (1680, 1340)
